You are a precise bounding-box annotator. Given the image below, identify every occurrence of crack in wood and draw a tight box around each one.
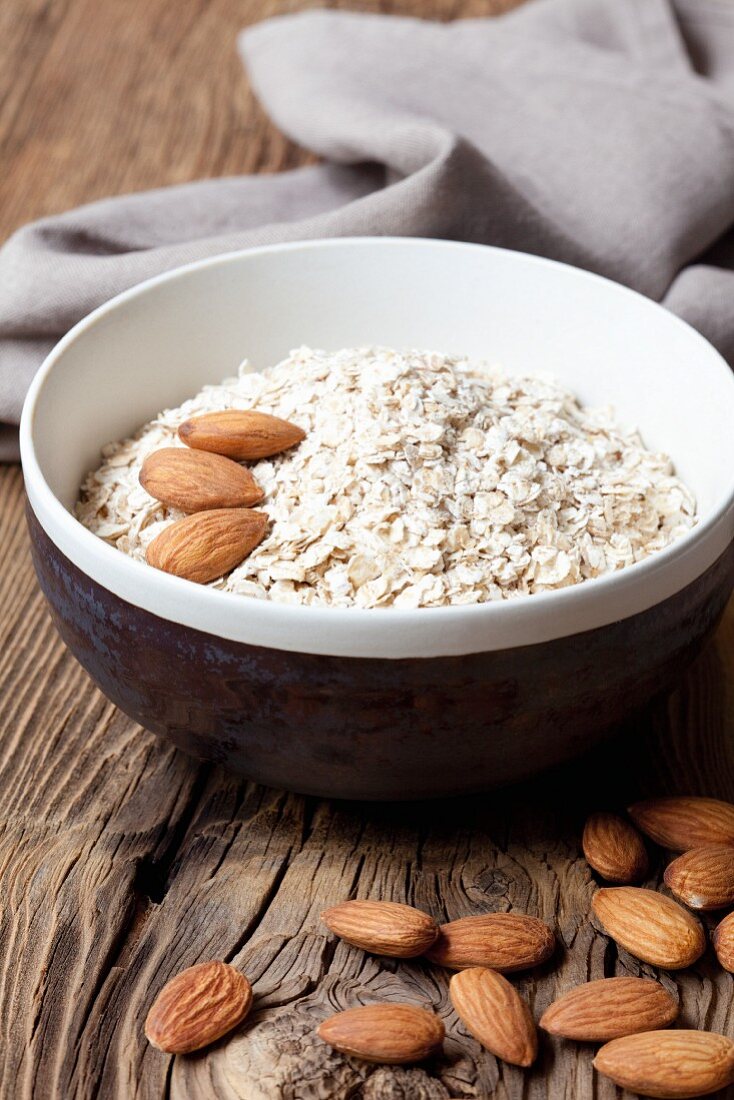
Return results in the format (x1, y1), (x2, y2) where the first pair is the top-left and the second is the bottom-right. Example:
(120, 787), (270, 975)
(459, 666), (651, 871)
(134, 767), (212, 905)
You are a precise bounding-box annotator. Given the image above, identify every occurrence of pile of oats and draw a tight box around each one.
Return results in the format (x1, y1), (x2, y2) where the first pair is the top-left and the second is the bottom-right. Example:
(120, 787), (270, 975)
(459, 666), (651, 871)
(77, 347), (696, 608)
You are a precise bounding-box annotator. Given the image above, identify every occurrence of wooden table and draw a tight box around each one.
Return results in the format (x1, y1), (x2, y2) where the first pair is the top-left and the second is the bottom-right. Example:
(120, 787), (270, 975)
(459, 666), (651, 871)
(2, 1), (733, 1096)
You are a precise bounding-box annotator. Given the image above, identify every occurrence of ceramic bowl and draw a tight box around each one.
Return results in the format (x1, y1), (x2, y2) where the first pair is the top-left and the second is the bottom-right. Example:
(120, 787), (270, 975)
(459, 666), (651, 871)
(20, 238), (734, 799)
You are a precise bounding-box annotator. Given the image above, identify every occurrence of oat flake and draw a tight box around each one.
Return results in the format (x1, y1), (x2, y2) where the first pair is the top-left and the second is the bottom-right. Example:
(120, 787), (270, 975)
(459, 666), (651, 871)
(76, 347), (696, 608)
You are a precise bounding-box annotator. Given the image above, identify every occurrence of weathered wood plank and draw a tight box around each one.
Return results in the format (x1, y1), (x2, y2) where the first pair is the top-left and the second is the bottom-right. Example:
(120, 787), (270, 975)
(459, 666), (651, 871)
(1, 0), (734, 1095)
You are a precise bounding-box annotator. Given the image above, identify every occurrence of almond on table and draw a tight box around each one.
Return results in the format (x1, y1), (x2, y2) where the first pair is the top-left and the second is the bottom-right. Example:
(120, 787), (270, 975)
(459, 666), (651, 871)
(425, 913), (555, 973)
(320, 899), (439, 957)
(146, 508), (268, 584)
(317, 1004), (444, 1064)
(593, 1030), (734, 1099)
(628, 796), (734, 851)
(179, 408), (306, 460)
(713, 911), (734, 972)
(139, 446), (264, 511)
(582, 811), (648, 883)
(591, 887), (705, 970)
(664, 845), (734, 910)
(144, 961), (252, 1054)
(449, 967), (537, 1067)
(539, 977), (678, 1041)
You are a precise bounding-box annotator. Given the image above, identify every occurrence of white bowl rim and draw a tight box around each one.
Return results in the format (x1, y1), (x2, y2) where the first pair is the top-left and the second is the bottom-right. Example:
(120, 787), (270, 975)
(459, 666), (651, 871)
(20, 236), (734, 659)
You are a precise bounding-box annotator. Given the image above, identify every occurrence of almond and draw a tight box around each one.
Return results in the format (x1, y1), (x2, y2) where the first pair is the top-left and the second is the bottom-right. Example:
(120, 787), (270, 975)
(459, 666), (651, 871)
(144, 961), (252, 1053)
(317, 1003), (444, 1064)
(583, 811), (648, 883)
(179, 409), (306, 460)
(449, 968), (536, 1066)
(664, 845), (734, 910)
(321, 900), (439, 958)
(712, 911), (734, 972)
(539, 977), (678, 1041)
(425, 913), (555, 973)
(139, 447), (263, 511)
(591, 887), (705, 970)
(593, 1030), (734, 1098)
(146, 508), (268, 583)
(628, 796), (734, 852)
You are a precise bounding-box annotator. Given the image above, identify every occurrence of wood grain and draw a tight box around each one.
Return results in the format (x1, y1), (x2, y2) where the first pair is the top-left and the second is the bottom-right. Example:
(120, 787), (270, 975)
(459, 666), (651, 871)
(1, 0), (734, 1097)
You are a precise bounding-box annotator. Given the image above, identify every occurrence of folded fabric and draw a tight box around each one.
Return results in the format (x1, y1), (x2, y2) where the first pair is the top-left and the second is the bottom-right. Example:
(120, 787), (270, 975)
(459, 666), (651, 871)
(1, 0), (733, 461)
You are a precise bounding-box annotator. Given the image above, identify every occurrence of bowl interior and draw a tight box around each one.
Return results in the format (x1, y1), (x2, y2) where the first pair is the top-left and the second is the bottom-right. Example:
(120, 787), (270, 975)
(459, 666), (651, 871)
(27, 238), (734, 518)
(20, 238), (734, 659)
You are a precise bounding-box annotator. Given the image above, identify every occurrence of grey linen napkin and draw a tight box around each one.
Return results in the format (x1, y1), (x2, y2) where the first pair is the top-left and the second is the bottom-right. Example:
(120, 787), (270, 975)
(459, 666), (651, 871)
(2, 0), (734, 461)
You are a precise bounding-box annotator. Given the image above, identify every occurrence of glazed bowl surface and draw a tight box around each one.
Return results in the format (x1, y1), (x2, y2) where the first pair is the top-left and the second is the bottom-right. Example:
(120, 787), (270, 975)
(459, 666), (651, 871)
(20, 238), (734, 798)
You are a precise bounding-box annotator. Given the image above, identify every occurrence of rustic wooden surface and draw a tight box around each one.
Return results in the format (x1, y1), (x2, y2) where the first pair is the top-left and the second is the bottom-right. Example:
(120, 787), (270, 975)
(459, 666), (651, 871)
(1, 0), (734, 1097)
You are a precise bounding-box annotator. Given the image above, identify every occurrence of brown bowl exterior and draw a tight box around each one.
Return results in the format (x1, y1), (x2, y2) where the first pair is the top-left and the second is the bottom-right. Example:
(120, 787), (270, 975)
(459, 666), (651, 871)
(27, 507), (734, 800)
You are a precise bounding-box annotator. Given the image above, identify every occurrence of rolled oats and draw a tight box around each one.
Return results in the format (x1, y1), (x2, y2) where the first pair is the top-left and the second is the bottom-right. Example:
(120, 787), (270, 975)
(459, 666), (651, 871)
(76, 346), (696, 607)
